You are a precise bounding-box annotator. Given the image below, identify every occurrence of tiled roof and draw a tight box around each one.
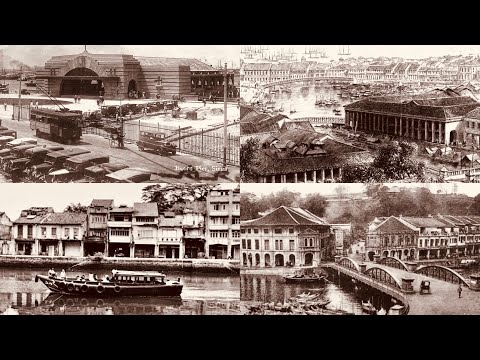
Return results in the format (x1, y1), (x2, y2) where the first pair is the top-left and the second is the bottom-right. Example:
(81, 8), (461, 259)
(254, 139), (374, 175)
(344, 96), (479, 120)
(241, 113), (285, 135)
(241, 206), (329, 227)
(290, 62), (310, 71)
(135, 57), (215, 71)
(42, 212), (86, 225)
(110, 207), (133, 213)
(13, 214), (48, 224)
(401, 216), (449, 228)
(271, 63), (291, 70)
(133, 202), (159, 217)
(90, 199), (114, 208)
(374, 217), (418, 233)
(464, 107), (480, 120)
(280, 121), (315, 132)
(438, 215), (480, 225)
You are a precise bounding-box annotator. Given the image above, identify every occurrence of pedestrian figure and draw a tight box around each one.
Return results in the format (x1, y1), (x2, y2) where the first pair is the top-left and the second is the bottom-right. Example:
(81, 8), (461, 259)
(4, 102), (7, 111)
(30, 101), (33, 108)
(203, 99), (206, 107)
(458, 283), (463, 298)
(74, 95), (77, 103)
(35, 101), (39, 109)
(77, 96), (81, 104)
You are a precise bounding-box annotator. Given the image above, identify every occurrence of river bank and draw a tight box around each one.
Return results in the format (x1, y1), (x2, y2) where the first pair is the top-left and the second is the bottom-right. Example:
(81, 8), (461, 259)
(0, 255), (240, 274)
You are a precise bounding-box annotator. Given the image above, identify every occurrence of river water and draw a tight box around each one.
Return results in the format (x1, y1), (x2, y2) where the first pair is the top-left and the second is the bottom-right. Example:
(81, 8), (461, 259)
(240, 272), (400, 315)
(0, 267), (240, 315)
(261, 84), (352, 119)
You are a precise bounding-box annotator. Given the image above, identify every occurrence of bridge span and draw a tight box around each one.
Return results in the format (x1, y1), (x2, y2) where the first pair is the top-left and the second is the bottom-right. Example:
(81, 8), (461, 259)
(323, 257), (480, 315)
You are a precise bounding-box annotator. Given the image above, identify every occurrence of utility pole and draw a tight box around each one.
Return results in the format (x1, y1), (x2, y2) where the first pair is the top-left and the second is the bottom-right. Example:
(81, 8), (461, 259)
(18, 66), (22, 121)
(223, 63), (228, 168)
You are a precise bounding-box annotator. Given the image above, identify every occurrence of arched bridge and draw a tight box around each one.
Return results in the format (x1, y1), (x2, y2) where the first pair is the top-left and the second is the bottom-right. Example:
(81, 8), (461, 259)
(364, 266), (403, 290)
(378, 257), (409, 271)
(338, 257), (360, 272)
(260, 76), (354, 89)
(415, 265), (470, 287)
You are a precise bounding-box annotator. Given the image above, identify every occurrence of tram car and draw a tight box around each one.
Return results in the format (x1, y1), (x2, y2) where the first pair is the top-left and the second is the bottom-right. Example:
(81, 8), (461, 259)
(136, 130), (177, 156)
(30, 108), (83, 144)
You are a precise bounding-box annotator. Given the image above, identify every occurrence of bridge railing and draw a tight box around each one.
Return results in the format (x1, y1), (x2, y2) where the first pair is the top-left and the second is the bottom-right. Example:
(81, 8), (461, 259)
(325, 263), (410, 313)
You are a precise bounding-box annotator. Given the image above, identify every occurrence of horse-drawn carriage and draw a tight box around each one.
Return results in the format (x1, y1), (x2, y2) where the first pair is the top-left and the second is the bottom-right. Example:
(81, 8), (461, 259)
(103, 124), (125, 149)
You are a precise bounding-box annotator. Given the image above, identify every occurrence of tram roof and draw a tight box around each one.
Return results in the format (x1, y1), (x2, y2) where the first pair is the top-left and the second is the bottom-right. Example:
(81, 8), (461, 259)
(31, 108), (82, 118)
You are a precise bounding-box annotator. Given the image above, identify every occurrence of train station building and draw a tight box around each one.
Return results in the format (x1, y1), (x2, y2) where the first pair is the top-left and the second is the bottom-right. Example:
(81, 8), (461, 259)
(35, 50), (236, 99)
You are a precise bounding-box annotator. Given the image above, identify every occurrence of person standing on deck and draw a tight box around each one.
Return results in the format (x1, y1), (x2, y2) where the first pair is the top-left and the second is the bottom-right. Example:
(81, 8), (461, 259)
(458, 283), (463, 298)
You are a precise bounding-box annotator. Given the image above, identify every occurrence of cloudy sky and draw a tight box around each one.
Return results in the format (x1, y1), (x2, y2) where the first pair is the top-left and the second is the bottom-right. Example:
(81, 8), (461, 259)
(0, 183), (149, 220)
(241, 183), (480, 198)
(242, 45), (480, 61)
(0, 45), (240, 68)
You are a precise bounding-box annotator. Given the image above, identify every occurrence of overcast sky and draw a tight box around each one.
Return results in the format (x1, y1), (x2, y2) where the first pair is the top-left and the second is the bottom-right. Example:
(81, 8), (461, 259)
(0, 45), (240, 68)
(243, 45), (480, 61)
(241, 183), (480, 198)
(0, 183), (149, 220)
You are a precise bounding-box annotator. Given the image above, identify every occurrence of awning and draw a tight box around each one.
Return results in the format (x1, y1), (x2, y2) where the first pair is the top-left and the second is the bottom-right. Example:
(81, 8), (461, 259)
(15, 238), (34, 242)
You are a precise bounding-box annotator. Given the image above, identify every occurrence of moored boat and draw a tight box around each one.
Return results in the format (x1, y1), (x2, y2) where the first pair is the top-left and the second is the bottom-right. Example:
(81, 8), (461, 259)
(35, 269), (183, 297)
(361, 300), (377, 315)
(283, 273), (327, 283)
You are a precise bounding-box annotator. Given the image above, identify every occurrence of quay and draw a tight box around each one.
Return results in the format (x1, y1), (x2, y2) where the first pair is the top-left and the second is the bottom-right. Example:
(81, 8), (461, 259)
(0, 255), (240, 275)
(323, 256), (480, 315)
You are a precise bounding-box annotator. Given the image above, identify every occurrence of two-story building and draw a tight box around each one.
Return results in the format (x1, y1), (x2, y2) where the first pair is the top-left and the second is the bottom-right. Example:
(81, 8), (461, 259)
(39, 212), (87, 257)
(0, 212), (13, 255)
(205, 185), (240, 259)
(85, 199), (113, 257)
(240, 206), (332, 268)
(12, 207), (54, 255)
(132, 202), (158, 258)
(158, 212), (184, 258)
(107, 204), (133, 257)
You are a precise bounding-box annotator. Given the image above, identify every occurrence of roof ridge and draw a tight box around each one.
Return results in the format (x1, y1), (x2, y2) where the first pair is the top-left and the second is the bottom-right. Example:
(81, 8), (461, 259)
(283, 207), (300, 224)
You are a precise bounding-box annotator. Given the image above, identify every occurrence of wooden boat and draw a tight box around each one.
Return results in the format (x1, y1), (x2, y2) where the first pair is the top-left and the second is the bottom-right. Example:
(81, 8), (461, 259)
(35, 269), (183, 297)
(283, 273), (327, 284)
(361, 300), (377, 315)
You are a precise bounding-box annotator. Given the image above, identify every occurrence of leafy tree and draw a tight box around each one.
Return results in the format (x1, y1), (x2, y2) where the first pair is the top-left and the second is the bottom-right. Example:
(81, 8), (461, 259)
(299, 193), (328, 218)
(262, 189), (300, 210)
(468, 194), (480, 215)
(240, 192), (263, 220)
(142, 184), (215, 214)
(64, 203), (87, 213)
(341, 141), (426, 182)
(240, 138), (261, 182)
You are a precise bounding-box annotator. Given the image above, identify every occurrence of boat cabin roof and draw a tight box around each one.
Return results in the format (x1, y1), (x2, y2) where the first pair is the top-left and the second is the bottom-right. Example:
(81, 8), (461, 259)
(111, 269), (165, 277)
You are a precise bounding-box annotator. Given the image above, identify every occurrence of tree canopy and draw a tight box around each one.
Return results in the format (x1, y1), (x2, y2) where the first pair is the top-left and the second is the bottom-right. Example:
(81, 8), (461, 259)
(341, 141), (426, 182)
(240, 138), (261, 182)
(64, 203), (87, 213)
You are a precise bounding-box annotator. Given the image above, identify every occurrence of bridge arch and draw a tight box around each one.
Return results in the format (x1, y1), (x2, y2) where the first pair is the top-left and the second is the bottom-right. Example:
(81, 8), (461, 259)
(415, 265), (470, 287)
(378, 256), (409, 271)
(364, 266), (402, 290)
(338, 257), (360, 272)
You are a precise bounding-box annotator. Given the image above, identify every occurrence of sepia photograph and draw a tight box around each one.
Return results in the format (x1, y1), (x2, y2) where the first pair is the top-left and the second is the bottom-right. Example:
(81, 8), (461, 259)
(240, 45), (480, 183)
(240, 183), (480, 315)
(0, 45), (240, 183)
(0, 183), (240, 315)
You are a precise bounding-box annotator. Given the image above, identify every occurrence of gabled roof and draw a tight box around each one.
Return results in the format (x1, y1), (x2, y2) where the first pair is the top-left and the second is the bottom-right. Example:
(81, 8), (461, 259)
(41, 212), (87, 225)
(90, 199), (114, 208)
(401, 216), (449, 228)
(133, 202), (159, 217)
(373, 216), (418, 233)
(241, 206), (329, 227)
(136, 57), (215, 71)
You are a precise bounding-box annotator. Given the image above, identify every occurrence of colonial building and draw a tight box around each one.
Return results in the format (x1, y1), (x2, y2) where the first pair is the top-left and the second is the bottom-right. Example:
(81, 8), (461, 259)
(85, 199), (113, 256)
(39, 213), (87, 257)
(182, 210), (205, 259)
(242, 63), (272, 84)
(107, 204), (133, 257)
(132, 202), (158, 258)
(252, 128), (374, 183)
(366, 214), (480, 261)
(158, 212), (184, 259)
(35, 50), (234, 99)
(344, 95), (480, 145)
(0, 212), (12, 255)
(205, 184), (240, 259)
(12, 207), (86, 257)
(240, 206), (333, 268)
(12, 207), (54, 255)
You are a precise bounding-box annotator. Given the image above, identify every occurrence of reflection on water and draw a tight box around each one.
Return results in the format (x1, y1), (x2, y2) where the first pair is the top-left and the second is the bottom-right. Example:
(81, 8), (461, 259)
(267, 85), (351, 119)
(0, 267), (240, 315)
(240, 272), (399, 315)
